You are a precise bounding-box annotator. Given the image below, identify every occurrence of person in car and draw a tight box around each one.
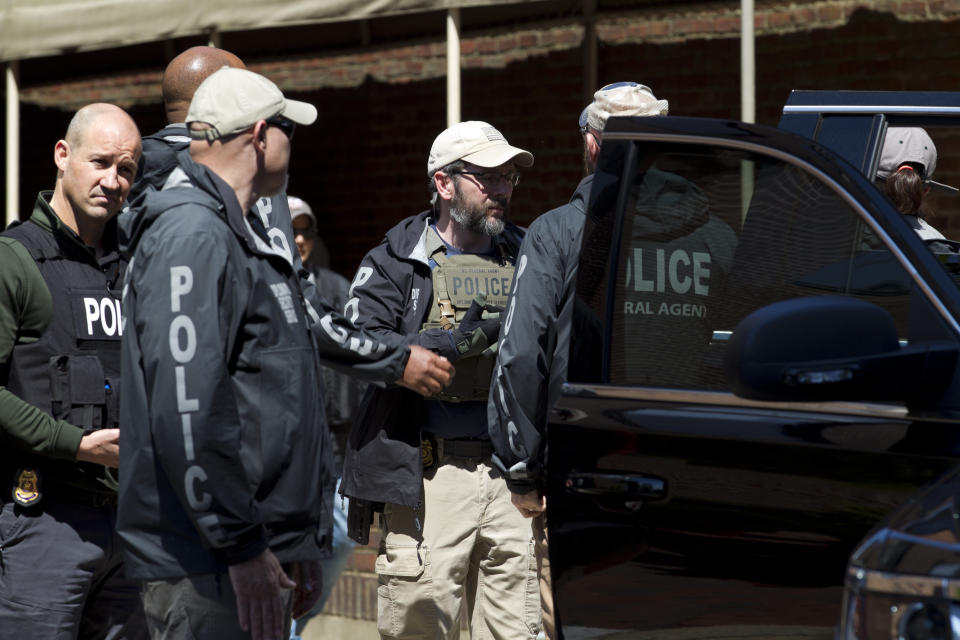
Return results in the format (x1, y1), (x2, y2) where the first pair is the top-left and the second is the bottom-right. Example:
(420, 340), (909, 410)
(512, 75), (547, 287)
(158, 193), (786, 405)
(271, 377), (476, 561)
(877, 127), (952, 239)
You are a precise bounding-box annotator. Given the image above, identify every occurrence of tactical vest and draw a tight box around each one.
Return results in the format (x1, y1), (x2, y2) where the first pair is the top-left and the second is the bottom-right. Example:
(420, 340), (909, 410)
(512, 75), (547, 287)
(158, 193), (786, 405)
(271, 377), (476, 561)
(1, 219), (125, 494)
(421, 230), (515, 402)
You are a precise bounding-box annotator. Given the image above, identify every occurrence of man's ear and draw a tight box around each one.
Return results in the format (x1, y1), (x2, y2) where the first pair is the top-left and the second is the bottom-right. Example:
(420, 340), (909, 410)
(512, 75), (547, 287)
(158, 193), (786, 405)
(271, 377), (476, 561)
(54, 140), (70, 173)
(434, 171), (456, 202)
(252, 120), (268, 150)
(585, 129), (601, 164)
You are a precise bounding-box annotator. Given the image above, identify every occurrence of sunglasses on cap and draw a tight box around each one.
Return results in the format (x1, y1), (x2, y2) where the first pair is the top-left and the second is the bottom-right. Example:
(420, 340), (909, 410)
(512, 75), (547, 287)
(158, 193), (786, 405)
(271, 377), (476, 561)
(599, 81), (640, 91)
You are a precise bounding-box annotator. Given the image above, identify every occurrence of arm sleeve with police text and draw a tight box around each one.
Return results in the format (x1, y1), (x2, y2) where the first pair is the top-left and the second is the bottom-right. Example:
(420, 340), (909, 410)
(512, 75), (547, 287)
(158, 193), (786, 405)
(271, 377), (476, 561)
(251, 193), (410, 384)
(129, 224), (267, 564)
(0, 238), (85, 460)
(301, 273), (411, 383)
(488, 215), (578, 494)
(343, 245), (465, 360)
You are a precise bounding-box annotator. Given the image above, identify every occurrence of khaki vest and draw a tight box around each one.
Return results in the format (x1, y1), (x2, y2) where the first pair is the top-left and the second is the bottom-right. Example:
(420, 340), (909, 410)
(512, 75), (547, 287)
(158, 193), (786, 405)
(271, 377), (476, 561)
(421, 227), (515, 402)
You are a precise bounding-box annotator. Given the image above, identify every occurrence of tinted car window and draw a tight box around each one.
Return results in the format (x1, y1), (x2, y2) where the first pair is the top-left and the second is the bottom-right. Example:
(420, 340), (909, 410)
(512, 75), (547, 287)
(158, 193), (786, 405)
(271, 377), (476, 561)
(609, 141), (949, 390)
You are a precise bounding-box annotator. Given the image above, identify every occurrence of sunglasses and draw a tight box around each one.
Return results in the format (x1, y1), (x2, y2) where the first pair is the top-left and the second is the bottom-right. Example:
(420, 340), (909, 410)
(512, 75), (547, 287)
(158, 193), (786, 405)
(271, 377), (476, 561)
(266, 116), (296, 141)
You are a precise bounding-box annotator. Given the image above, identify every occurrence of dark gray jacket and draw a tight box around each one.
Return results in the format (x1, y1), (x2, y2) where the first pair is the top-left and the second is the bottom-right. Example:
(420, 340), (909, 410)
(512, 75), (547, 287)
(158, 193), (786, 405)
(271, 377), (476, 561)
(341, 210), (524, 508)
(488, 175), (592, 494)
(489, 168), (737, 493)
(117, 151), (404, 579)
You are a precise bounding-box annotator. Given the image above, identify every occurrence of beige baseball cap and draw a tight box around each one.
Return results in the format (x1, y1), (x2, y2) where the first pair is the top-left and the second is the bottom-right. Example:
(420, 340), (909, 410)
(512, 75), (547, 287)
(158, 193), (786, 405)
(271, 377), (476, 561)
(427, 121), (533, 177)
(580, 82), (668, 133)
(187, 67), (317, 141)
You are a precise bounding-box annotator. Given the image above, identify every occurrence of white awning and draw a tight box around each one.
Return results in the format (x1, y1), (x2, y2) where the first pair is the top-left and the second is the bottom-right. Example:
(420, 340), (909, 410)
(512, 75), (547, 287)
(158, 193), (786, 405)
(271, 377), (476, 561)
(0, 0), (530, 63)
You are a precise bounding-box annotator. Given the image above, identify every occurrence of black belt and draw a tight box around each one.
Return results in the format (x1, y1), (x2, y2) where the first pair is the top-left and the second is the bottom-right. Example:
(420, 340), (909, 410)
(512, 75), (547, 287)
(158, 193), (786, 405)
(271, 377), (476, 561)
(436, 437), (493, 460)
(48, 488), (118, 508)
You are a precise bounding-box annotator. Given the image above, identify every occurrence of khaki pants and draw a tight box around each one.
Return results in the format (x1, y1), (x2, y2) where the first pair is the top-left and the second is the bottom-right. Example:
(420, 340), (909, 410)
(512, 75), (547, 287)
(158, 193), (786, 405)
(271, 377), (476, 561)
(533, 514), (555, 640)
(376, 451), (541, 640)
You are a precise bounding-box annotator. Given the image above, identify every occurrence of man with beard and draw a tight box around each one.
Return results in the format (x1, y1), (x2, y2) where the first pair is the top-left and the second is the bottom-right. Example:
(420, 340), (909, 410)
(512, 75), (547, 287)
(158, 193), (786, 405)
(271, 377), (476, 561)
(341, 121), (542, 639)
(488, 82), (671, 640)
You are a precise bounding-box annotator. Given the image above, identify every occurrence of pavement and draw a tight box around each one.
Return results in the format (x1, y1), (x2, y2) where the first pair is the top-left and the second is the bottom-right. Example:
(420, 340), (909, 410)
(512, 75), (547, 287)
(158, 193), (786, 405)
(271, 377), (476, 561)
(300, 615), (833, 639)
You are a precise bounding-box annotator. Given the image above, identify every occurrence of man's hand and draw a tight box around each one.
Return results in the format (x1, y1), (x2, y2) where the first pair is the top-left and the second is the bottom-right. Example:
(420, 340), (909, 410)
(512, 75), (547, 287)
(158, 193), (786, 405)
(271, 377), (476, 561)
(76, 428), (120, 468)
(397, 345), (454, 396)
(291, 559), (323, 620)
(511, 490), (545, 518)
(228, 549), (296, 640)
(458, 299), (504, 345)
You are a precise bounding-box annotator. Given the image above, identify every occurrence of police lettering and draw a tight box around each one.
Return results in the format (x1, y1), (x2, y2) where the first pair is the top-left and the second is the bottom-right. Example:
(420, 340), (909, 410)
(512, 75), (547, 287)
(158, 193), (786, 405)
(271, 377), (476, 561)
(450, 275), (512, 298)
(625, 248), (711, 296)
(167, 265), (223, 543)
(83, 296), (123, 337)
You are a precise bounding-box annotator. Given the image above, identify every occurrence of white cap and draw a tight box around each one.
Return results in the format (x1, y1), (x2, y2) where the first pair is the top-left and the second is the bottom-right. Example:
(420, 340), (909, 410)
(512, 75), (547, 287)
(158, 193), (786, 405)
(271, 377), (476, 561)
(580, 82), (668, 132)
(187, 67), (317, 141)
(878, 127), (957, 193)
(427, 121), (533, 177)
(287, 195), (315, 225)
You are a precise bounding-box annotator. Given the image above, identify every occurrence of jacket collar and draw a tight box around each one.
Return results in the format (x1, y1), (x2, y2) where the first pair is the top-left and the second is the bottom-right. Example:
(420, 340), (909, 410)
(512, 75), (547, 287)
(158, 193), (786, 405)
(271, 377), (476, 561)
(31, 191), (120, 263)
(402, 210), (523, 267)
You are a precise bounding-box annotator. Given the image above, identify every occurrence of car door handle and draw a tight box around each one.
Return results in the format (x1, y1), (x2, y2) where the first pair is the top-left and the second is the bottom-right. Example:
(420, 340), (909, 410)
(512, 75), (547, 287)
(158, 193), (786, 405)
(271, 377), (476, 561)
(565, 471), (667, 501)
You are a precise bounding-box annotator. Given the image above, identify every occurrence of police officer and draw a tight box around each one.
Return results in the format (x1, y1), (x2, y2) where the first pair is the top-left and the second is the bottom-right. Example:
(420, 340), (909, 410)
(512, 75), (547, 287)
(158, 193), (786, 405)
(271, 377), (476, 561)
(0, 103), (145, 638)
(342, 121), (541, 639)
(487, 82), (673, 640)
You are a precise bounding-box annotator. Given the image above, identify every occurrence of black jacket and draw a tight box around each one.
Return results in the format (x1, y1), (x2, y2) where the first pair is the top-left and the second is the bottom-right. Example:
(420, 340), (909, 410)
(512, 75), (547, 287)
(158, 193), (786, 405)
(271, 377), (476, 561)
(488, 176), (592, 494)
(118, 151), (406, 579)
(341, 210), (524, 508)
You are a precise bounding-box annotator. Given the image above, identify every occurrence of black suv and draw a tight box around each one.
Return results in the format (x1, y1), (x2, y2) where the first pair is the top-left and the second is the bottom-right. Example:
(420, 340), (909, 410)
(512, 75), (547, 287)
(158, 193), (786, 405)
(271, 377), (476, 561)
(549, 92), (960, 640)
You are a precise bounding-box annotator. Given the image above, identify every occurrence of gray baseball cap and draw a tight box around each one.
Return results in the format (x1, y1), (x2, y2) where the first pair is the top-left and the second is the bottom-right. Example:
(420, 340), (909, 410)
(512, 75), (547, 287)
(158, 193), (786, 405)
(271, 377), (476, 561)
(878, 127), (957, 194)
(287, 195), (315, 226)
(187, 67), (317, 141)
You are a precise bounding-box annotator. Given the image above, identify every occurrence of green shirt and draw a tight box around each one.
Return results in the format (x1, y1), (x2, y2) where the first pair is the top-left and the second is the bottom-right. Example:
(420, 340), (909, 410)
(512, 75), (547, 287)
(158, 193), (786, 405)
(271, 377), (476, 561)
(0, 193), (88, 460)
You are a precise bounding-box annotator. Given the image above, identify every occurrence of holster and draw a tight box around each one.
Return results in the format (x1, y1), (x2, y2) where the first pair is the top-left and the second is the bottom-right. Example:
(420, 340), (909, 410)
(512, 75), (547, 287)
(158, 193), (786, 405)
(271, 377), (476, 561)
(347, 497), (379, 545)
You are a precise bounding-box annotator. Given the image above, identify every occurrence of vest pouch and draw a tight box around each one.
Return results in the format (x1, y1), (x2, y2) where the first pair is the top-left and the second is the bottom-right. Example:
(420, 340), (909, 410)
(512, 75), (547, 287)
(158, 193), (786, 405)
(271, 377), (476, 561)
(423, 253), (514, 402)
(434, 342), (498, 403)
(48, 354), (107, 430)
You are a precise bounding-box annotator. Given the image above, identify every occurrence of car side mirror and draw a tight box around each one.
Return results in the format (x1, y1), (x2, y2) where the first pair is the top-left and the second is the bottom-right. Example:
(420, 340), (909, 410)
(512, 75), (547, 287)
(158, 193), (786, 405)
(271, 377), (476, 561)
(724, 296), (957, 403)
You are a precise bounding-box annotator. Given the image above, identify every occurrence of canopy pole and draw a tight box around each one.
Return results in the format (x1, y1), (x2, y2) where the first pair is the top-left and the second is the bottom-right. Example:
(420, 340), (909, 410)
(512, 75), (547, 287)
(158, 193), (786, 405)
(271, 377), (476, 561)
(582, 0), (597, 107)
(446, 8), (461, 127)
(5, 61), (19, 229)
(740, 0), (755, 223)
(740, 0), (755, 124)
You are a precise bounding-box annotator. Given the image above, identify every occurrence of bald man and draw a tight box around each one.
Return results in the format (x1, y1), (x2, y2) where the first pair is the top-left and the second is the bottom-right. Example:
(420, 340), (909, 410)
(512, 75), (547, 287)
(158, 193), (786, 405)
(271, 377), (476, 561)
(0, 103), (146, 638)
(127, 46), (245, 203)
